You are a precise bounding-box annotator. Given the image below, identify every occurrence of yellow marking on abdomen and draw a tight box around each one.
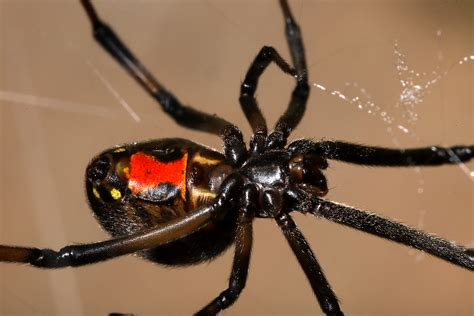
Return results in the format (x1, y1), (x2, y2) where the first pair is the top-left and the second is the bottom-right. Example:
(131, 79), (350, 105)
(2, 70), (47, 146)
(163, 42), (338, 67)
(192, 154), (222, 166)
(110, 188), (122, 200)
(92, 187), (101, 199)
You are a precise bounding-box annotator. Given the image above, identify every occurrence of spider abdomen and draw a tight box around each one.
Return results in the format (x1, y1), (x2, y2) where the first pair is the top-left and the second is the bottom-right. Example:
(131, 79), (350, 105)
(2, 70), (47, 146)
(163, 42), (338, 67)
(85, 138), (237, 265)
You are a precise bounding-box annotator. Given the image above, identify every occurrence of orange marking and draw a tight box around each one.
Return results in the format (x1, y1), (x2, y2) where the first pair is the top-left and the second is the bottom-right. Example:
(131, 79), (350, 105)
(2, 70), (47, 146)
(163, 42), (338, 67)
(123, 166), (130, 178)
(129, 152), (187, 199)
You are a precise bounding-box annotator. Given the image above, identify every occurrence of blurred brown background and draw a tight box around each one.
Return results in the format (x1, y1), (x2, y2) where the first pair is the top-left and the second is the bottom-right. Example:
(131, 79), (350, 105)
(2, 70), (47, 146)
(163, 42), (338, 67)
(0, 0), (472, 315)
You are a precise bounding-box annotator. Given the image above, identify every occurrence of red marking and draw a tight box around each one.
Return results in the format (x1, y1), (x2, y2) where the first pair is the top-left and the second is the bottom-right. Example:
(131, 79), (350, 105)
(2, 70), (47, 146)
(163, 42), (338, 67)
(129, 152), (187, 198)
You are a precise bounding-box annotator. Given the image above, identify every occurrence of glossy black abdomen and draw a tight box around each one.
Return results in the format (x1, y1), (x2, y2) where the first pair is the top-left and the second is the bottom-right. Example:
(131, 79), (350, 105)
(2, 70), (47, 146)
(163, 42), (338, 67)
(85, 138), (236, 265)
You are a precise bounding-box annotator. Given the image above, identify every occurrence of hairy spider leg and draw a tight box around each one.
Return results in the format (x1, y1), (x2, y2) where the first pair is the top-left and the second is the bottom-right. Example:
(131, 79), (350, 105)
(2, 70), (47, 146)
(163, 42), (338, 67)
(288, 140), (474, 166)
(277, 213), (343, 315)
(80, 0), (247, 165)
(196, 185), (257, 316)
(266, 0), (310, 150)
(240, 47), (296, 154)
(0, 175), (243, 268)
(240, 47), (295, 136)
(261, 189), (343, 315)
(312, 198), (474, 271)
(237, 0), (309, 153)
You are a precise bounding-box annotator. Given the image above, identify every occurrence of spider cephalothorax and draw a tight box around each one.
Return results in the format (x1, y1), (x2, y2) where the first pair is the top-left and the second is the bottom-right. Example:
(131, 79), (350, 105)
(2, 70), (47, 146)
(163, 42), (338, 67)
(0, 0), (472, 315)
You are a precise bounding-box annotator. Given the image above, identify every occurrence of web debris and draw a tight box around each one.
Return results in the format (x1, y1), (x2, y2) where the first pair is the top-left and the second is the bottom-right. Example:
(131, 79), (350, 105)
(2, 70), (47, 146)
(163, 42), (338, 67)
(312, 42), (473, 181)
(86, 60), (141, 123)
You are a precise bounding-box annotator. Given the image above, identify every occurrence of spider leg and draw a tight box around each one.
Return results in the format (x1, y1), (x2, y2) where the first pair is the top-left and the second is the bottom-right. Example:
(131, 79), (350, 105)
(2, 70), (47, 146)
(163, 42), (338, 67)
(80, 0), (247, 165)
(266, 0), (310, 150)
(0, 207), (211, 268)
(276, 212), (343, 316)
(196, 185), (256, 315)
(311, 198), (474, 270)
(240, 46), (295, 136)
(241, 46), (303, 154)
(0, 174), (243, 268)
(262, 190), (343, 316)
(288, 140), (474, 166)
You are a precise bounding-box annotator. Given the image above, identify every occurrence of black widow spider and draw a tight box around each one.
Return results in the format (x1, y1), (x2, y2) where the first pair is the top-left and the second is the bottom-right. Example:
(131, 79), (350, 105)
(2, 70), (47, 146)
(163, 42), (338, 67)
(0, 0), (473, 315)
